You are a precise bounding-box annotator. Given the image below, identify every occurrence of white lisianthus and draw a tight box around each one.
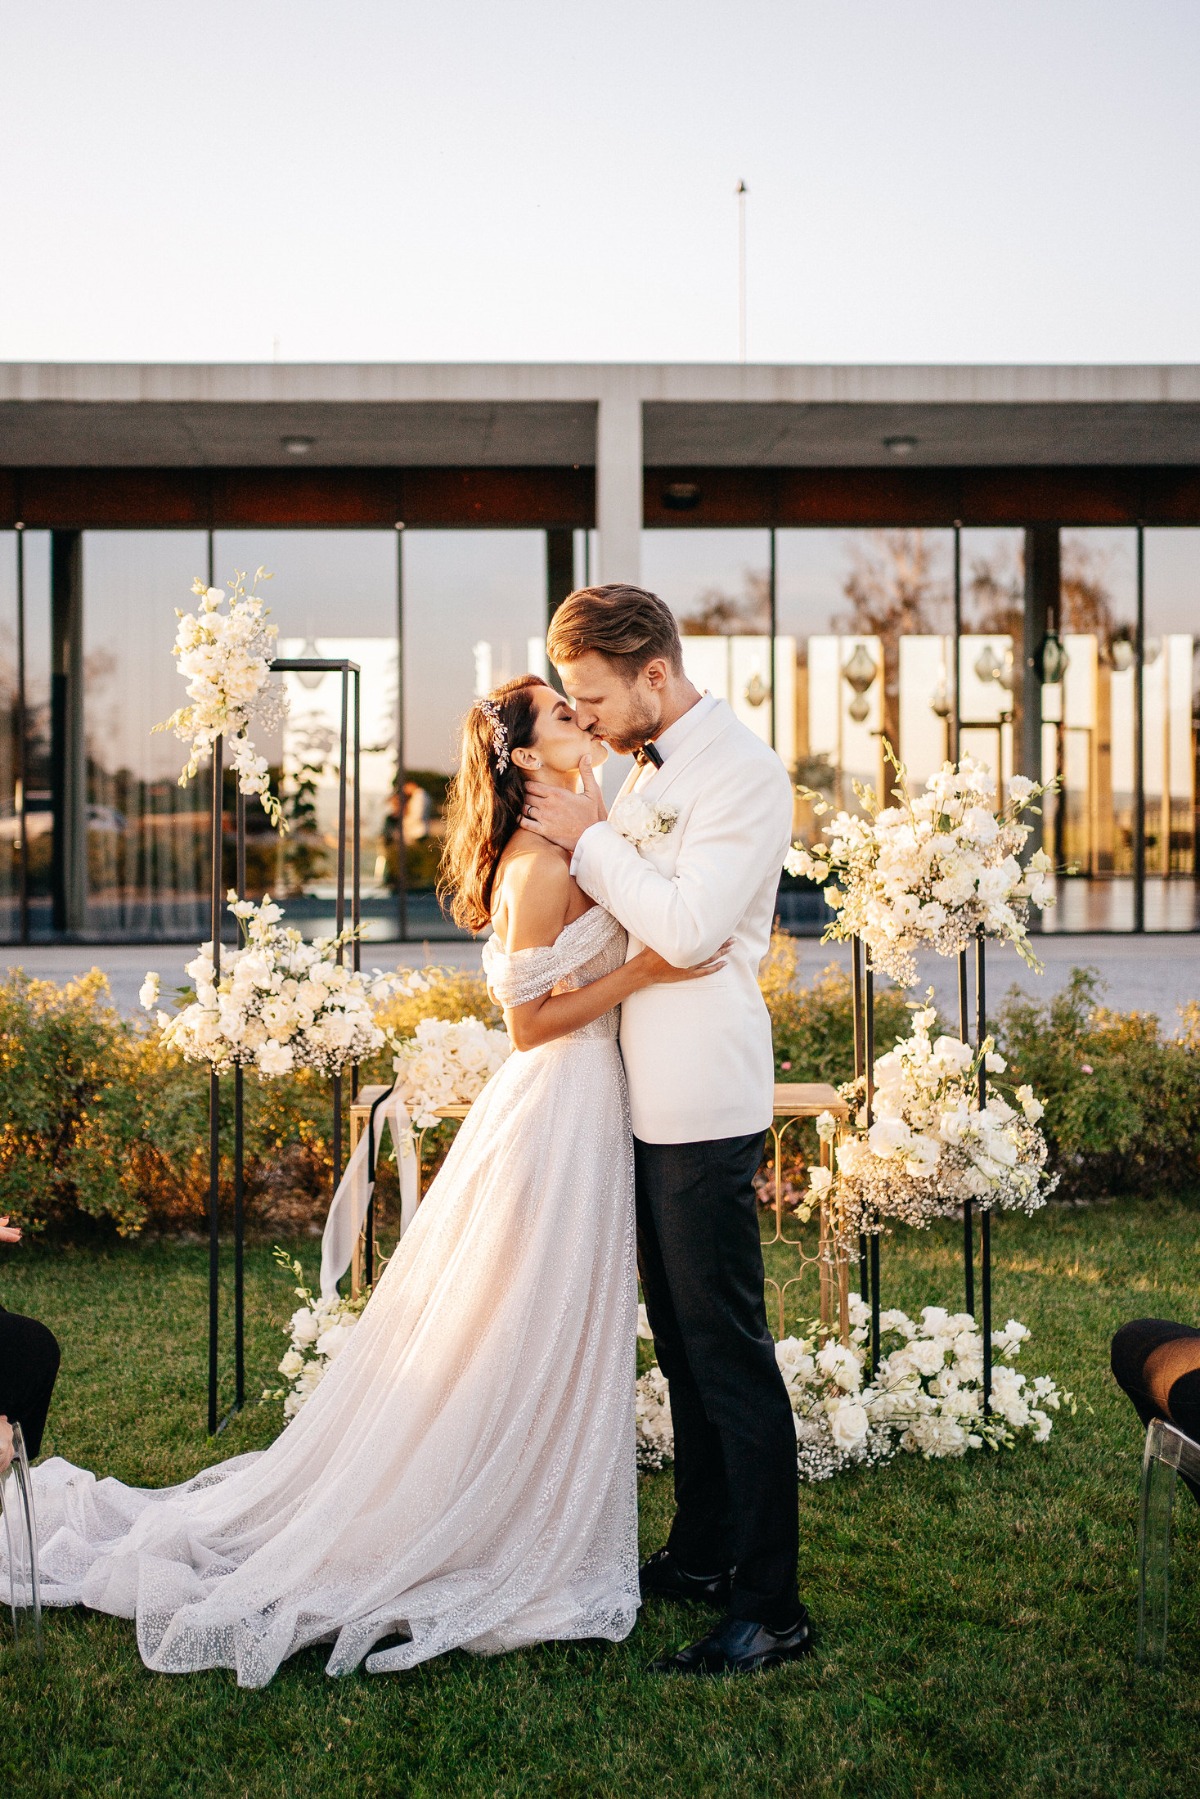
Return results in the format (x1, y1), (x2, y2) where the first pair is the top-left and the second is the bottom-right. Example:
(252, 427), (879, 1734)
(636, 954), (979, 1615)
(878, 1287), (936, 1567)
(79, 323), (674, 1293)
(156, 894), (403, 1076)
(634, 1300), (1069, 1478)
(824, 1005), (1055, 1236)
(788, 746), (1057, 985)
(140, 971), (161, 1010)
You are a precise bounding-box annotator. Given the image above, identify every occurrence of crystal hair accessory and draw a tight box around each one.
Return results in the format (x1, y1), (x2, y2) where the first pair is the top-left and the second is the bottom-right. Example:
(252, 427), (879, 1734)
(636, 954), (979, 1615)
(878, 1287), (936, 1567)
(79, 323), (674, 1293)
(479, 698), (510, 775)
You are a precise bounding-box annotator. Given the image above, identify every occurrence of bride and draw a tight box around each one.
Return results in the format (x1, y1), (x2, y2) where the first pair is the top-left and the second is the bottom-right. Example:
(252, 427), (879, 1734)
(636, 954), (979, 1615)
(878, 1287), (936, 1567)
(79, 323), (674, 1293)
(14, 675), (724, 1687)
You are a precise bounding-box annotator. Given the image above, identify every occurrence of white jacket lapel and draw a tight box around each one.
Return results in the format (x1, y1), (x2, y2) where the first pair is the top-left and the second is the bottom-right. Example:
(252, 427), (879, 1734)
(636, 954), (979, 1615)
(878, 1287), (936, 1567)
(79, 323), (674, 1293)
(639, 699), (739, 807)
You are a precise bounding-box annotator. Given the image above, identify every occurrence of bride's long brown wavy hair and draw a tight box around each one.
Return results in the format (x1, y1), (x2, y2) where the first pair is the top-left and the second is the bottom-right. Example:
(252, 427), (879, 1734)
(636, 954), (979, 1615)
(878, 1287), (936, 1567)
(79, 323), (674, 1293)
(438, 675), (550, 932)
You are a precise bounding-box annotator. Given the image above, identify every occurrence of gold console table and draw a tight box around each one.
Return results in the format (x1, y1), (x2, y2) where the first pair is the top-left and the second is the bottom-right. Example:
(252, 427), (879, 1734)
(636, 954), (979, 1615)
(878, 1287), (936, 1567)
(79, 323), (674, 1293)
(349, 1080), (850, 1340)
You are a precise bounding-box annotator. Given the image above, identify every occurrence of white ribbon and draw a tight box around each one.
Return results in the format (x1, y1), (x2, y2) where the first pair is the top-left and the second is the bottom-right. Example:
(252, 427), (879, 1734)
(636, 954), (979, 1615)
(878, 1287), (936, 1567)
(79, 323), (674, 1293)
(320, 1089), (419, 1298)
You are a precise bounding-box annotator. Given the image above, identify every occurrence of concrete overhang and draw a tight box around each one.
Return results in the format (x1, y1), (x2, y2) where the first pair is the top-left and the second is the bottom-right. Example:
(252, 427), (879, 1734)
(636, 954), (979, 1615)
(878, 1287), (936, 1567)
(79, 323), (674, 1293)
(1, 362), (1199, 468)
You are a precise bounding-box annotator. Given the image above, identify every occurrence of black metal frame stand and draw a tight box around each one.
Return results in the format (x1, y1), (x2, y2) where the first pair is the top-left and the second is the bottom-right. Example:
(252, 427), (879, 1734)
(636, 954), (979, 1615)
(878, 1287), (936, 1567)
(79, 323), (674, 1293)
(206, 658), (361, 1434)
(851, 927), (993, 1411)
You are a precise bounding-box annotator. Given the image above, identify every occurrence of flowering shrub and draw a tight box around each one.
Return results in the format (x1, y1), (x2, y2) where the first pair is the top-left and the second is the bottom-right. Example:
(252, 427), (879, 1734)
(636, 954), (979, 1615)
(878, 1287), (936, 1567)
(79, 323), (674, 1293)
(155, 570), (288, 831)
(146, 894), (406, 1078)
(818, 1005), (1058, 1237)
(787, 747), (1056, 987)
(635, 1295), (1071, 1479)
(389, 1015), (512, 1130)
(263, 1249), (369, 1420)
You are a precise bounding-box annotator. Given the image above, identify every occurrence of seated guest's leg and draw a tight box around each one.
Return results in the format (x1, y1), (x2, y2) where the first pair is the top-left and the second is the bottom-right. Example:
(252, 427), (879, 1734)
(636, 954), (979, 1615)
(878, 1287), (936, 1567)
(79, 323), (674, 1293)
(1111, 1319), (1200, 1428)
(1112, 1318), (1200, 1505)
(0, 1308), (61, 1459)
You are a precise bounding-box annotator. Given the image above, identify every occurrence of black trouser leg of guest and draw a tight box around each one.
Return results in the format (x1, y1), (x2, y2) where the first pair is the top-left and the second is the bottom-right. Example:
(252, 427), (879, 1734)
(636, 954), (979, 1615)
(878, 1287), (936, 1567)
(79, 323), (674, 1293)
(1111, 1317), (1200, 1505)
(635, 1131), (800, 1629)
(0, 1307), (61, 1460)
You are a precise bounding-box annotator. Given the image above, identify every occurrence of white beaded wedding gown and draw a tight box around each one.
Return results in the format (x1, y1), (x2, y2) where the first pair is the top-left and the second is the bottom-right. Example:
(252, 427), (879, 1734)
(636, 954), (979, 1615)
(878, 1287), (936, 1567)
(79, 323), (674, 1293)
(18, 906), (639, 1687)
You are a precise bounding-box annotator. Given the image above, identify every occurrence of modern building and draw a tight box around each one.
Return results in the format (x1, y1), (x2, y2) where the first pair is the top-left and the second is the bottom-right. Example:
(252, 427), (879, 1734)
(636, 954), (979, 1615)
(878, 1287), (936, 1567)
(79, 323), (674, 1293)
(2, 360), (1198, 942)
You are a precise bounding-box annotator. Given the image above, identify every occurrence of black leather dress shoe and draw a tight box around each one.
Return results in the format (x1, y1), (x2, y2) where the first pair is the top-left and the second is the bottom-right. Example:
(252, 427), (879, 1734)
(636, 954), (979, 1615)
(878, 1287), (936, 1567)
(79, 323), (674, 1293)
(648, 1608), (815, 1675)
(638, 1547), (731, 1607)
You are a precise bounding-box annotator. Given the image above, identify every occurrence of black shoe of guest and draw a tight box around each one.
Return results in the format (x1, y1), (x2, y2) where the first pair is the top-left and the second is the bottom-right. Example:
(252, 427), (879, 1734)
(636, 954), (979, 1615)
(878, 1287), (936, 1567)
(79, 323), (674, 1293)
(638, 1548), (731, 1607)
(648, 1609), (815, 1675)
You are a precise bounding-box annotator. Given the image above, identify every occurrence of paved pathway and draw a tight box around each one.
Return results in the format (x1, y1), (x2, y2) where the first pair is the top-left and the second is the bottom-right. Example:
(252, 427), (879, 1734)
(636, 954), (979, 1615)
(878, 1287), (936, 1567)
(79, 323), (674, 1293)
(2, 931), (1197, 1028)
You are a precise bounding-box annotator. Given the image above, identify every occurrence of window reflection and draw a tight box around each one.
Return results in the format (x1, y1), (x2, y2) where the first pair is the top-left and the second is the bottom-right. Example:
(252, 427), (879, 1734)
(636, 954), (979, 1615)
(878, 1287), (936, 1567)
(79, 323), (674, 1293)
(82, 532), (212, 939)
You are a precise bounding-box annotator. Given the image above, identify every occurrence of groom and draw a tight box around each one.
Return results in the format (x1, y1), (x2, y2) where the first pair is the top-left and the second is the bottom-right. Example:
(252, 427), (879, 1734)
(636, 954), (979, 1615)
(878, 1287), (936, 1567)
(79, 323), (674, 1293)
(524, 583), (813, 1675)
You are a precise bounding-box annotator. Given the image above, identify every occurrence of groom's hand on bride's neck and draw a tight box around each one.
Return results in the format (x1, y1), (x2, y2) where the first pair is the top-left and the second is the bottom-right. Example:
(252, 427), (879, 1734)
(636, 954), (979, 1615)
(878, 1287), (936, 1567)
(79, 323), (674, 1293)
(523, 757), (607, 854)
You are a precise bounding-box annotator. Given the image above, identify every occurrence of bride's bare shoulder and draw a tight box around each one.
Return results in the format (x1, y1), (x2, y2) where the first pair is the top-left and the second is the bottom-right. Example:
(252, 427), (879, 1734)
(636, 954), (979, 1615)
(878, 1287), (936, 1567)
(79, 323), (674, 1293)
(493, 834), (573, 952)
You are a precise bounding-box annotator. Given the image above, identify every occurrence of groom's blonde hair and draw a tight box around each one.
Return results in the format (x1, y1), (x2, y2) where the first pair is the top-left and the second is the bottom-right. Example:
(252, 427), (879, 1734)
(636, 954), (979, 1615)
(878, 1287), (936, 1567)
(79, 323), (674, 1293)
(546, 583), (683, 679)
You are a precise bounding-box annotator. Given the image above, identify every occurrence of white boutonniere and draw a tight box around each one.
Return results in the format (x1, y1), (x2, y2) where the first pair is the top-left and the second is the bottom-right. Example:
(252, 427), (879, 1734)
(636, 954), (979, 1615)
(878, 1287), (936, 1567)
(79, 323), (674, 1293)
(608, 795), (679, 849)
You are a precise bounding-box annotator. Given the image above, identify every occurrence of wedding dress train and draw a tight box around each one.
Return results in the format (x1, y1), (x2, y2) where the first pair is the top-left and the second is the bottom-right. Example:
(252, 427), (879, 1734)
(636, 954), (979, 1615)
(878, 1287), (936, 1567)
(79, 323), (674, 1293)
(14, 906), (639, 1686)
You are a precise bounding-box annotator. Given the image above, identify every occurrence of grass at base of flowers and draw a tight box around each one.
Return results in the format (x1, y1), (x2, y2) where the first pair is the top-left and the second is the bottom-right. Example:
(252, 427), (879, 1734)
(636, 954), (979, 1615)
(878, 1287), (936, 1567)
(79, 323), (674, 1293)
(1, 1200), (1198, 1798)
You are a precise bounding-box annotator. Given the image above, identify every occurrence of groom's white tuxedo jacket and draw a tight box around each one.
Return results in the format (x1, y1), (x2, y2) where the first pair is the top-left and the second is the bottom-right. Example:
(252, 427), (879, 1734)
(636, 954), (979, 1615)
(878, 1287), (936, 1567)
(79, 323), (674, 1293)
(573, 695), (793, 1145)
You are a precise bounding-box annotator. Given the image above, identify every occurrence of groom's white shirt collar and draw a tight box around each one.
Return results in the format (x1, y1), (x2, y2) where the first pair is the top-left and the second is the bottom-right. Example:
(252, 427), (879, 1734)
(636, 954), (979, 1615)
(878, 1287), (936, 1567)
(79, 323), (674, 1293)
(643, 690), (718, 766)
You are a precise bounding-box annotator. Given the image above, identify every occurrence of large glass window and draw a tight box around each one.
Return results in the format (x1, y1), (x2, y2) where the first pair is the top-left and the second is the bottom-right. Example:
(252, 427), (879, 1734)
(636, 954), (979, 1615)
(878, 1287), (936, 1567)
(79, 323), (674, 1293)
(1144, 529), (1200, 929)
(404, 531), (546, 938)
(0, 531), (52, 944)
(214, 531), (398, 940)
(82, 533), (213, 939)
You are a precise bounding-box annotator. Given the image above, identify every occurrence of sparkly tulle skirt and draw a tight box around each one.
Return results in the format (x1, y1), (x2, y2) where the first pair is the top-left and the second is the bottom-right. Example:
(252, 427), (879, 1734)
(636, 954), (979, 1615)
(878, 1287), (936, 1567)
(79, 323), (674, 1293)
(12, 910), (639, 1686)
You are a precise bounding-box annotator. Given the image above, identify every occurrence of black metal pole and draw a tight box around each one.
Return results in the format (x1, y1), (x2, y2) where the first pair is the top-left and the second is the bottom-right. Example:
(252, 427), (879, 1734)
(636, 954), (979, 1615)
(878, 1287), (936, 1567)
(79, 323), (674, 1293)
(959, 947), (974, 1318)
(207, 733), (223, 1435)
(852, 936), (868, 1302)
(1133, 523), (1145, 934)
(952, 521), (962, 763)
(768, 527), (777, 755)
(331, 670), (349, 1191)
(15, 523), (28, 945)
(233, 784), (246, 1413)
(865, 949), (880, 1377)
(395, 525), (408, 943)
(976, 928), (991, 1412)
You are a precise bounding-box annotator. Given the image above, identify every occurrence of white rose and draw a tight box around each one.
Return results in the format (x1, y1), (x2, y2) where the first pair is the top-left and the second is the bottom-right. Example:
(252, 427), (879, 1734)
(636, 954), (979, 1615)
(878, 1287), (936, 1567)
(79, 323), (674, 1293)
(289, 1306), (319, 1346)
(867, 1115), (911, 1159)
(278, 1348), (305, 1378)
(140, 972), (161, 1010)
(1015, 1084), (1044, 1124)
(828, 1401), (870, 1451)
(258, 1038), (295, 1076)
(807, 1165), (833, 1199)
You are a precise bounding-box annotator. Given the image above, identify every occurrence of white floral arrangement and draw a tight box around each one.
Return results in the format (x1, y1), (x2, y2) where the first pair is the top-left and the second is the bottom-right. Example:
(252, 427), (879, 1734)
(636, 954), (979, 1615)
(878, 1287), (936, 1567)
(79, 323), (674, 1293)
(810, 1005), (1057, 1238)
(264, 1249), (369, 1420)
(786, 746), (1055, 987)
(635, 1294), (1071, 1480)
(155, 568), (288, 832)
(143, 893), (406, 1077)
(608, 795), (679, 850)
(388, 1015), (512, 1130)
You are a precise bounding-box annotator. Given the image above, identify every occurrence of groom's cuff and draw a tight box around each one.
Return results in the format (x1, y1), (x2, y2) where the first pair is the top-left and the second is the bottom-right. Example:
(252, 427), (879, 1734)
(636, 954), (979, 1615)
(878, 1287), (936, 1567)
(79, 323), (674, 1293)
(569, 819), (608, 880)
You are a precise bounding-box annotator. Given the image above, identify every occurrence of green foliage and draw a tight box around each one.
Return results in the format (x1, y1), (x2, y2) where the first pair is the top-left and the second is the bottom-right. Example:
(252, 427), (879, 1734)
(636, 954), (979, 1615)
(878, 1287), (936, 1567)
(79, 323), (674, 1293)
(996, 967), (1200, 1198)
(4, 950), (1200, 1243)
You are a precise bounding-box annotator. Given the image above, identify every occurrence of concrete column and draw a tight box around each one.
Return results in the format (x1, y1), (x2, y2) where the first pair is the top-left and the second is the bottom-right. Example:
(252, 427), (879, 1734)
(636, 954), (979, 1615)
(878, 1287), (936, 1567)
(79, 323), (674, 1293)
(595, 392), (642, 585)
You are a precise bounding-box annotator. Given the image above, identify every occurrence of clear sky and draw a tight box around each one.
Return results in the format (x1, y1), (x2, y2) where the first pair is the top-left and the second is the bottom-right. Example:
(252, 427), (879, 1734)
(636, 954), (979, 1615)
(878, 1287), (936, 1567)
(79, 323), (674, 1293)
(2, 0), (1197, 366)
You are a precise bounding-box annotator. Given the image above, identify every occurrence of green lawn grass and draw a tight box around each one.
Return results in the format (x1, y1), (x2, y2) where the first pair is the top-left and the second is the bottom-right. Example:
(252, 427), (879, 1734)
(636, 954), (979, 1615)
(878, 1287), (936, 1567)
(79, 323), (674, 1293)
(1, 1201), (1198, 1798)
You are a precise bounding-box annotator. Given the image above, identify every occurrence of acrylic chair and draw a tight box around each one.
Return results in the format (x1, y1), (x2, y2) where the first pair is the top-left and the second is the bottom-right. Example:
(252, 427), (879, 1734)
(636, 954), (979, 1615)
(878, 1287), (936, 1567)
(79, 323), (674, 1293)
(0, 1422), (43, 1656)
(1136, 1417), (1200, 1667)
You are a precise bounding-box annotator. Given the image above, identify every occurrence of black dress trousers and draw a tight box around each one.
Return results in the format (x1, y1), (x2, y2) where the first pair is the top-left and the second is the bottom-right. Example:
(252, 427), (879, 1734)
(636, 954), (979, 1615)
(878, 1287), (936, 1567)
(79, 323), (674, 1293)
(0, 1306), (61, 1459)
(635, 1130), (800, 1628)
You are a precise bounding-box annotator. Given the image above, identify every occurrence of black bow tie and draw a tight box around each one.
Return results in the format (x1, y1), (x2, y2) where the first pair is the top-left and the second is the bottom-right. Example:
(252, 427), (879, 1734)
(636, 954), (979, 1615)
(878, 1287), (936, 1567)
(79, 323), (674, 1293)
(634, 741), (663, 769)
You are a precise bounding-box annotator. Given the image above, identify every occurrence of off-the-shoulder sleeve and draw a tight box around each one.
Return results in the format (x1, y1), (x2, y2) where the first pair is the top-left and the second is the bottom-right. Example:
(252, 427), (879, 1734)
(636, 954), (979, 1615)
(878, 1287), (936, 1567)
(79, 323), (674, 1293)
(482, 938), (573, 1007)
(481, 909), (616, 1008)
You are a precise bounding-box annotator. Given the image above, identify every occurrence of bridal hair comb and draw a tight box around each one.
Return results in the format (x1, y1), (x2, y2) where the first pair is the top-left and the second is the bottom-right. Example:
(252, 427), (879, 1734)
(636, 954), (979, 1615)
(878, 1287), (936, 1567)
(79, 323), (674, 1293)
(479, 698), (510, 775)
